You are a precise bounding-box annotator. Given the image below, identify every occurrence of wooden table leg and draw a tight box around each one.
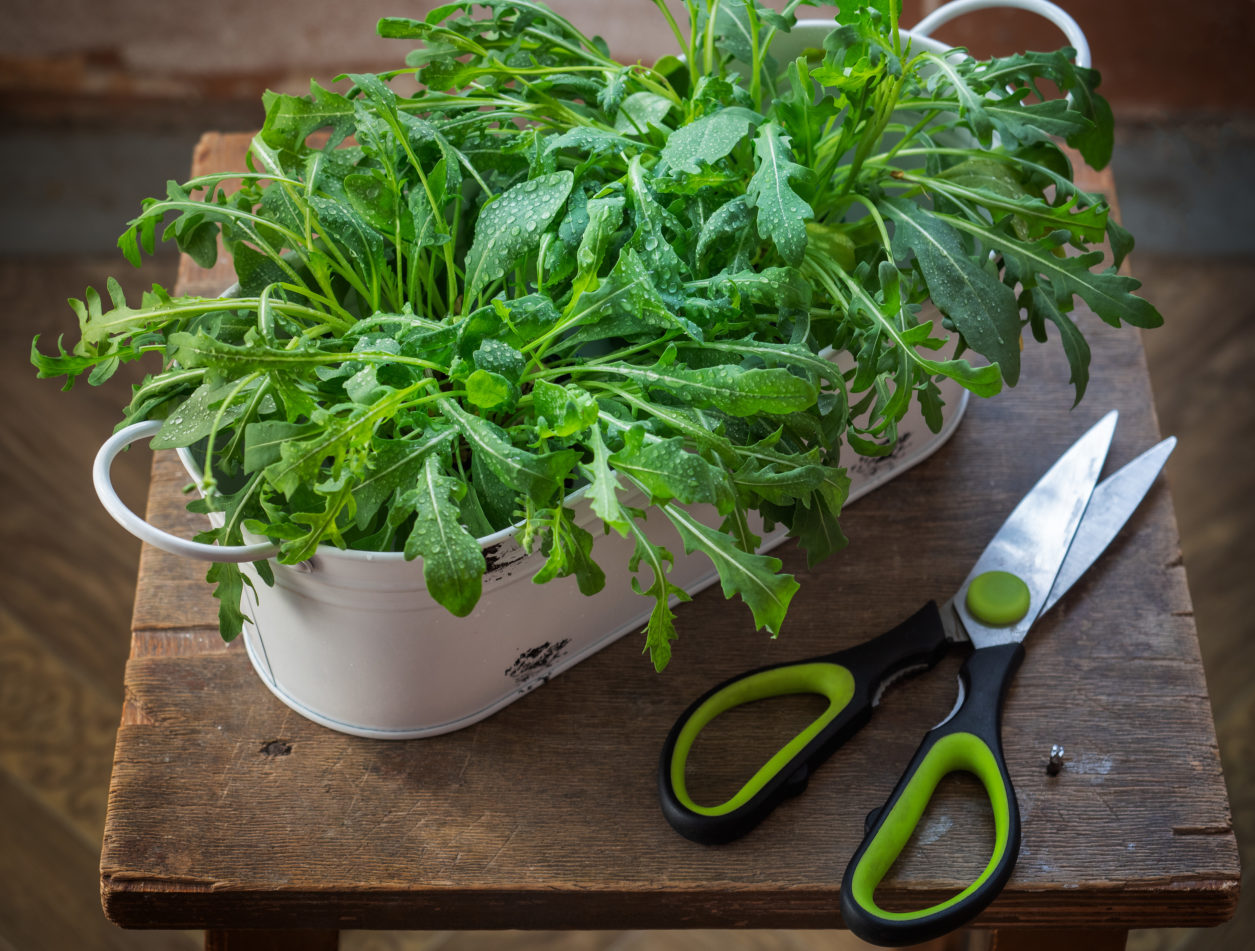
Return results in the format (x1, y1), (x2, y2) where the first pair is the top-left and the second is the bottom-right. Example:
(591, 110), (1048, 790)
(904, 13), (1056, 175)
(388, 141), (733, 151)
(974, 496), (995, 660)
(205, 930), (339, 950)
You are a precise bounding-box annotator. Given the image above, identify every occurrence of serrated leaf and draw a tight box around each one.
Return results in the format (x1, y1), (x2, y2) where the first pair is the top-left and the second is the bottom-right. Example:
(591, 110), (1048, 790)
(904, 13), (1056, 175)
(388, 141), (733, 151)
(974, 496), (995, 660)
(205, 561), (248, 641)
(533, 506), (605, 596)
(1027, 284), (1091, 406)
(263, 383), (424, 496)
(352, 430), (457, 529)
(598, 361), (818, 417)
(622, 513), (688, 671)
(581, 426), (629, 535)
(881, 196), (1022, 385)
(745, 121), (812, 266)
(787, 475), (850, 568)
(402, 455), (486, 617)
(260, 80), (356, 153)
(610, 430), (732, 509)
(438, 398), (575, 501)
(943, 214), (1164, 330)
(662, 503), (798, 635)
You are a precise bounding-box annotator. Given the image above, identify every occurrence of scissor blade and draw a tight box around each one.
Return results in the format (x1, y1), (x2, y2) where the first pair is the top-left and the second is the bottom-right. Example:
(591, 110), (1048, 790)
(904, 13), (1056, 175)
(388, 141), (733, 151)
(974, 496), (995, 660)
(954, 410), (1118, 649)
(1040, 436), (1176, 615)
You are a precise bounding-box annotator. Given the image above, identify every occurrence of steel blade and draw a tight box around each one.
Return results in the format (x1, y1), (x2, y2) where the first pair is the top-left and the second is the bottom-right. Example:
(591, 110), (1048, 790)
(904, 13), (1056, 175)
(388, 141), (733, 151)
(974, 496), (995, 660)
(1040, 437), (1176, 615)
(954, 410), (1117, 649)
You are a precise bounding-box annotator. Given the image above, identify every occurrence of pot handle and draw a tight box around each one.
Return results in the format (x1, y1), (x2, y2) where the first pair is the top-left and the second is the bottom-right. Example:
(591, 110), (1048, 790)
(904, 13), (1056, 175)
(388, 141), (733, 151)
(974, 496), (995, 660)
(93, 420), (281, 563)
(911, 0), (1091, 69)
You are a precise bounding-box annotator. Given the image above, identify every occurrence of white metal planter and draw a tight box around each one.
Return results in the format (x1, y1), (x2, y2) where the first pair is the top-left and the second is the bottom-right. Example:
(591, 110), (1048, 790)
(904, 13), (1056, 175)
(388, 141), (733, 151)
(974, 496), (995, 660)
(91, 1), (1087, 739)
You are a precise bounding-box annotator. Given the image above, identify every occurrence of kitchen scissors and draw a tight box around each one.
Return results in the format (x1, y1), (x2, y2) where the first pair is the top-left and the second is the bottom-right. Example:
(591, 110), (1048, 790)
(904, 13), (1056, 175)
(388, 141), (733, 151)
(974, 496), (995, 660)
(657, 411), (1175, 946)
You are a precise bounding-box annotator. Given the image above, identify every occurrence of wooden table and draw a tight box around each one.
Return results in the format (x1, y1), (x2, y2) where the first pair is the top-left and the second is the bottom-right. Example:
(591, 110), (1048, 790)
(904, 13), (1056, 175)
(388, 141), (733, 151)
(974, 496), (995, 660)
(100, 133), (1240, 950)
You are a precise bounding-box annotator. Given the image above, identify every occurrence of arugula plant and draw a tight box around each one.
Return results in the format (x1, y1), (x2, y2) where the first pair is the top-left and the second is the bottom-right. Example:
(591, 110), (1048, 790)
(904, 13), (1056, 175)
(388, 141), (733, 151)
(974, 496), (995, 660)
(33, 0), (1161, 670)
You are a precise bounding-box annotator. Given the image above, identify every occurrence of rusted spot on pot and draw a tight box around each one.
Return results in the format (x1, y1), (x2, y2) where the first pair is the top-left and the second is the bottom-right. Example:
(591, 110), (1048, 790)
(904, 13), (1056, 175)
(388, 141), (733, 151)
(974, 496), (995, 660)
(483, 540), (532, 582)
(505, 639), (572, 684)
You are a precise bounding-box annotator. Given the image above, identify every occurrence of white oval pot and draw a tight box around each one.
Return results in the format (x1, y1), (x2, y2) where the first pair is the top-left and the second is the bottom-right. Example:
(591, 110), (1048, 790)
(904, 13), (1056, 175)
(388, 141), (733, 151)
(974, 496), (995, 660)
(98, 378), (967, 738)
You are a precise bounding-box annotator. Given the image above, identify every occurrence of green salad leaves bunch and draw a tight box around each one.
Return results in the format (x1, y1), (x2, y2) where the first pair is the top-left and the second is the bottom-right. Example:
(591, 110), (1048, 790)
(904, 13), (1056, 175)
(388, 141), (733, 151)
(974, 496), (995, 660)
(33, 0), (1161, 669)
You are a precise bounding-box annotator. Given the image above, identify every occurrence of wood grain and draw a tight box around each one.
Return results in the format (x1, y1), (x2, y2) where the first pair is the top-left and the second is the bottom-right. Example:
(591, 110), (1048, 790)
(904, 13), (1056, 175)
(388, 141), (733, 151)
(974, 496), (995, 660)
(97, 134), (1239, 937)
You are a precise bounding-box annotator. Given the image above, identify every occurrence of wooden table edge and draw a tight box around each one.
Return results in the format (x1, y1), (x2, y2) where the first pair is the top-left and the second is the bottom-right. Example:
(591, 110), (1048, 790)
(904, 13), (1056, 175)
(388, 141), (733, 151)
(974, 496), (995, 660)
(100, 873), (1241, 932)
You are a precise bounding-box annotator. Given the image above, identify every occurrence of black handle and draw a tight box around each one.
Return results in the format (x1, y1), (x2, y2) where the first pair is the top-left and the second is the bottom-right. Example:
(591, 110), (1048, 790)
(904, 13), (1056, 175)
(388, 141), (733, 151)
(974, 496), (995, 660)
(840, 642), (1024, 947)
(658, 602), (950, 845)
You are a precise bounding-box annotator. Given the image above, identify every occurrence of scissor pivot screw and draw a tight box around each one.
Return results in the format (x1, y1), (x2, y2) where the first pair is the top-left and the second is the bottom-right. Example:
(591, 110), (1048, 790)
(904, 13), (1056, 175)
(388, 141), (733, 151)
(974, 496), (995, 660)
(1047, 744), (1065, 776)
(966, 570), (1031, 626)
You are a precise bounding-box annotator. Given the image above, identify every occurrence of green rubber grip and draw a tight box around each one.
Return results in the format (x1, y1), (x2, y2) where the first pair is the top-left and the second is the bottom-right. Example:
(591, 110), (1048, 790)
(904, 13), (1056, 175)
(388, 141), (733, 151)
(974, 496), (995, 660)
(848, 732), (1013, 915)
(659, 603), (952, 845)
(668, 662), (856, 817)
(840, 643), (1024, 946)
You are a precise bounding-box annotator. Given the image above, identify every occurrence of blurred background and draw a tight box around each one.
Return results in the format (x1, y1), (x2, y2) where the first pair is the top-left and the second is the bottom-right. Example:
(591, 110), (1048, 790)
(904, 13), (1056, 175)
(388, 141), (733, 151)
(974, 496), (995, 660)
(1, 1), (1250, 948)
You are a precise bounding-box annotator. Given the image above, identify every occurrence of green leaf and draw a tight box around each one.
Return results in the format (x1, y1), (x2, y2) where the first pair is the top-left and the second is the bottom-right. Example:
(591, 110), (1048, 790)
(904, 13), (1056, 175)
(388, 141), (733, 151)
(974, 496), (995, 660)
(625, 156), (688, 307)
(787, 471), (850, 568)
(933, 160), (1108, 244)
(544, 127), (642, 158)
(352, 430), (457, 529)
(438, 398), (576, 501)
(614, 92), (674, 136)
(572, 193), (625, 297)
(660, 107), (761, 174)
(713, 0), (788, 66)
(260, 80), (356, 152)
(1026, 285), (1091, 406)
(205, 561), (248, 641)
(149, 381), (253, 450)
(532, 379), (598, 438)
(745, 121), (812, 266)
(1106, 217), (1135, 269)
(687, 336), (842, 388)
(623, 512), (689, 671)
(709, 266), (812, 312)
(292, 491), (359, 563)
(465, 369), (519, 411)
(942, 214), (1164, 330)
(695, 195), (753, 264)
(880, 196), (1022, 385)
(598, 361), (818, 417)
(532, 506), (605, 596)
(563, 247), (702, 345)
(661, 503), (799, 636)
(402, 455), (486, 617)
(610, 429), (732, 509)
(243, 420), (318, 473)
(463, 171), (574, 302)
(264, 384), (425, 496)
(728, 457), (829, 505)
(581, 426), (629, 535)
(344, 170), (400, 234)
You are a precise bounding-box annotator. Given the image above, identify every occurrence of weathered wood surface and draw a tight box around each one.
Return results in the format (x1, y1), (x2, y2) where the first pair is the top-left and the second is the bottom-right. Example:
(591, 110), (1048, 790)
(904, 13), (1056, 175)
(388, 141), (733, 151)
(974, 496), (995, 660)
(101, 133), (1239, 933)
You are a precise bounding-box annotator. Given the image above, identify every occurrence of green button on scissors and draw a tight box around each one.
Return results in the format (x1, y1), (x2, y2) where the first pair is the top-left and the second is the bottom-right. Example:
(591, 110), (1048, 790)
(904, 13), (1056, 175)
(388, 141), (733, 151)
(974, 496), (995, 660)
(658, 412), (1175, 946)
